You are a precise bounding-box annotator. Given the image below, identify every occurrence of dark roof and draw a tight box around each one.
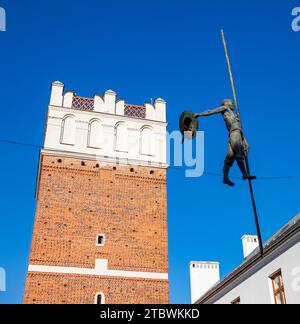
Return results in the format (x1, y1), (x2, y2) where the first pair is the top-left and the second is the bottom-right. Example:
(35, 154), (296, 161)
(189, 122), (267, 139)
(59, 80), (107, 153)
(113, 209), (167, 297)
(195, 212), (300, 304)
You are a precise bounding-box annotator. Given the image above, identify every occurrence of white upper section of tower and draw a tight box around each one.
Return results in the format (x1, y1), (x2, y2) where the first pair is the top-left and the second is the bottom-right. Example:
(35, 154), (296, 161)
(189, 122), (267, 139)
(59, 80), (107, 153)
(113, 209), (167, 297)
(44, 81), (168, 168)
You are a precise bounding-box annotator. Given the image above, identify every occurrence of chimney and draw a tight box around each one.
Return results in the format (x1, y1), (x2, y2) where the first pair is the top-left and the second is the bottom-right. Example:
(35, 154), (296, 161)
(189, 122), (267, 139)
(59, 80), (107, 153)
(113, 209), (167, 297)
(242, 235), (259, 258)
(190, 261), (220, 304)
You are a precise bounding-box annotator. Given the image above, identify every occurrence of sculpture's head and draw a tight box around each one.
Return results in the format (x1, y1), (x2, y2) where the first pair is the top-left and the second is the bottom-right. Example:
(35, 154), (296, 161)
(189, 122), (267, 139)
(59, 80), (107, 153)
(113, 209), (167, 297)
(222, 99), (235, 110)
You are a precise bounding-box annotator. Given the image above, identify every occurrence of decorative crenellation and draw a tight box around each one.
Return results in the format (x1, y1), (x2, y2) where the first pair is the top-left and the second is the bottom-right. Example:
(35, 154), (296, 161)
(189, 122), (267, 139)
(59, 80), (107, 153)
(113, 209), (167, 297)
(50, 81), (166, 122)
(45, 81), (168, 168)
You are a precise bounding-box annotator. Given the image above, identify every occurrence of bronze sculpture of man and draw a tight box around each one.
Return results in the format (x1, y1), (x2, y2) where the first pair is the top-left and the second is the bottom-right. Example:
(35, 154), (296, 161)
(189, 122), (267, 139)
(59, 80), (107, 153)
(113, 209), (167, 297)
(195, 99), (256, 186)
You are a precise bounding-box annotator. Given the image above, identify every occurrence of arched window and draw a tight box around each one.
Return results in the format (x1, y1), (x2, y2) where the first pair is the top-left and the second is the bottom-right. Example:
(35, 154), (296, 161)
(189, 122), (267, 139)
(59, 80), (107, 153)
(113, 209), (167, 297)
(140, 126), (153, 156)
(115, 122), (128, 152)
(61, 115), (75, 145)
(95, 292), (105, 304)
(88, 119), (103, 149)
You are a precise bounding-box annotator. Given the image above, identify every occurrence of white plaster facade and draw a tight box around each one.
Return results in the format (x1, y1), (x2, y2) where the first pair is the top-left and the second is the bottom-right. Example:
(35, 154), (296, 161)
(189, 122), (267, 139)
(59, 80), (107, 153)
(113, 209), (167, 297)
(210, 237), (300, 304)
(191, 214), (300, 304)
(44, 81), (168, 168)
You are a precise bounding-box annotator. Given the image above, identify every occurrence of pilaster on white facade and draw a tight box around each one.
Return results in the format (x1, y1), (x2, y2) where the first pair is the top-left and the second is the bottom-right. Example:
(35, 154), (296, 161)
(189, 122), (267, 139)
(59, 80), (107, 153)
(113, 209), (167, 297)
(190, 261), (220, 304)
(242, 235), (259, 258)
(44, 81), (168, 168)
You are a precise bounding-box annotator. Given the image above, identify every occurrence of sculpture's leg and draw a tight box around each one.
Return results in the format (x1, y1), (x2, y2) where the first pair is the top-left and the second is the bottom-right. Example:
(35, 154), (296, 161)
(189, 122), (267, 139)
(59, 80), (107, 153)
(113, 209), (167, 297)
(223, 162), (235, 187)
(237, 158), (256, 180)
(237, 158), (250, 179)
(223, 145), (235, 187)
(230, 131), (256, 181)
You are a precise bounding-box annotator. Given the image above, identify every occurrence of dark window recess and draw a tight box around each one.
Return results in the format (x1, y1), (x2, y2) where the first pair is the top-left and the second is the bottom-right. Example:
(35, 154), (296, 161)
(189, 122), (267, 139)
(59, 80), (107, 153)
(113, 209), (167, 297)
(96, 293), (104, 304)
(97, 235), (105, 246)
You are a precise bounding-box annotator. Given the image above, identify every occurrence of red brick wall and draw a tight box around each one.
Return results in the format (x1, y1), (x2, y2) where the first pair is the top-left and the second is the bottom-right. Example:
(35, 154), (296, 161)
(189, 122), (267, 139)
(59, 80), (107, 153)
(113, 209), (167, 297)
(23, 154), (169, 304)
(24, 273), (169, 304)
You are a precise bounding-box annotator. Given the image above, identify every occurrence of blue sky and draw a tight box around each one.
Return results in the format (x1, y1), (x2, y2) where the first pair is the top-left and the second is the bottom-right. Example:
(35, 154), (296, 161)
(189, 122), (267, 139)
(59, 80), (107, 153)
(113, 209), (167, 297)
(0, 0), (299, 304)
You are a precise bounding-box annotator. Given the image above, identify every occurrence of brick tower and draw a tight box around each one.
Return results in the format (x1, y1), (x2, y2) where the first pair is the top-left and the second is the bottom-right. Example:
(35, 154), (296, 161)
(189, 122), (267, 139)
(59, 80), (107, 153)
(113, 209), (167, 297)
(23, 82), (169, 304)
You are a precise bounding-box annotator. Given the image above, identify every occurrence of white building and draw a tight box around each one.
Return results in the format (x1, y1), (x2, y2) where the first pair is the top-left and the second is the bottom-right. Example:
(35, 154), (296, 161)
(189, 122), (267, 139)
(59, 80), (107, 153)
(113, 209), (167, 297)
(190, 213), (300, 304)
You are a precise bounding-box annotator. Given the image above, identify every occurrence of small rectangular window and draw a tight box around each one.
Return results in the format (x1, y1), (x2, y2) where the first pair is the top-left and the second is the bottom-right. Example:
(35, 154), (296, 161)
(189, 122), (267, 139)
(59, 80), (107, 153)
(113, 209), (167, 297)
(270, 270), (286, 304)
(96, 235), (105, 246)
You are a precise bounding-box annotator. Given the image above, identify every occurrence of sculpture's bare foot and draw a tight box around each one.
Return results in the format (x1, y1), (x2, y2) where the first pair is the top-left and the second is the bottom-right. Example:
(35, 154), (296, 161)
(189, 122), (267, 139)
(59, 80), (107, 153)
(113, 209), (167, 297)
(223, 179), (235, 187)
(243, 174), (257, 181)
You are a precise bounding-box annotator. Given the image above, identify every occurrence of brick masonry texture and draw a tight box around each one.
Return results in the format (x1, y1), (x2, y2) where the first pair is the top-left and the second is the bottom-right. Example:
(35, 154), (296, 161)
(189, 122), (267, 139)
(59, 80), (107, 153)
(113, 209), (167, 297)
(24, 273), (169, 304)
(23, 154), (169, 304)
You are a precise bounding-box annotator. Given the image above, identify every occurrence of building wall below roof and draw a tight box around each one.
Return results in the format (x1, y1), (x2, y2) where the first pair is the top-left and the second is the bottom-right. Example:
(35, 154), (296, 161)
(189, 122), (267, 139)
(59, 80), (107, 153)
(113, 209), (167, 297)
(203, 234), (300, 304)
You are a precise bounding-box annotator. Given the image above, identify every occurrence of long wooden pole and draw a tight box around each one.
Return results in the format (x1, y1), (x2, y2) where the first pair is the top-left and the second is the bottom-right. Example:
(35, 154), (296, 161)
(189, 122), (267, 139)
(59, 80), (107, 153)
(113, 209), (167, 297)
(221, 29), (264, 257)
(221, 30), (243, 124)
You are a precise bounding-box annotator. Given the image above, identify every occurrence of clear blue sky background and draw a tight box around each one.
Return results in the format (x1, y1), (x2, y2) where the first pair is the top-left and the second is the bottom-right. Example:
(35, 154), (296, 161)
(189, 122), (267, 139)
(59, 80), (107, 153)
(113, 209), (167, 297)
(0, 0), (299, 304)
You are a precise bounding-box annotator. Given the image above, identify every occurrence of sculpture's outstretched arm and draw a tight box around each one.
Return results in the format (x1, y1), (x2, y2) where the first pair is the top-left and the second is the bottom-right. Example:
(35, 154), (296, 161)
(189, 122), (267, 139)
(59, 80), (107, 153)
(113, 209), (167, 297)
(194, 106), (226, 118)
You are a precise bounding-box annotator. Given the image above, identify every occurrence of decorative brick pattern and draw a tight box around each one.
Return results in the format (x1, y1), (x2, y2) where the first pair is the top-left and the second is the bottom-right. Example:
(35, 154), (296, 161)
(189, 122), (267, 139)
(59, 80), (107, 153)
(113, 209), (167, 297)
(72, 96), (94, 111)
(124, 104), (146, 119)
(24, 155), (169, 304)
